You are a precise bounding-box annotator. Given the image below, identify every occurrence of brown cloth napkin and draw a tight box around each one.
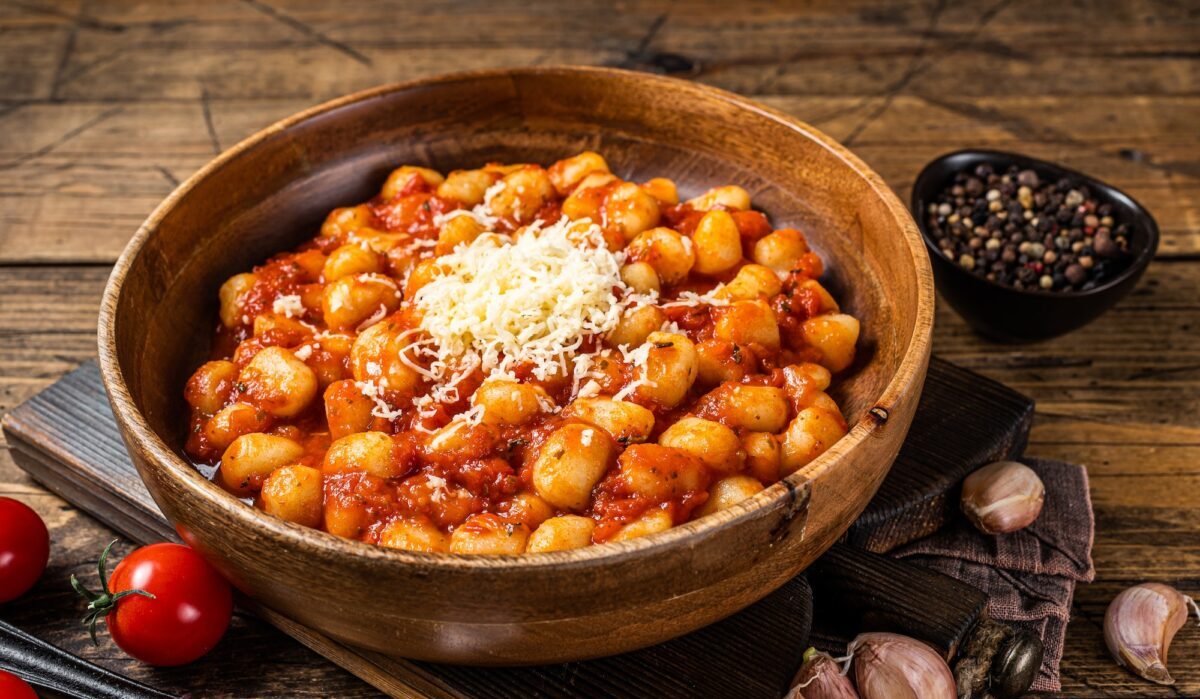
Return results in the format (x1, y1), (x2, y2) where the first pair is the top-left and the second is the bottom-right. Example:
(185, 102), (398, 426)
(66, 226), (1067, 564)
(890, 459), (1095, 693)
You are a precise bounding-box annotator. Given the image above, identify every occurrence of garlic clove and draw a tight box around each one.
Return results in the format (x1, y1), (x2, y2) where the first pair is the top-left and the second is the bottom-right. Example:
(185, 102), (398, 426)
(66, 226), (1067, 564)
(787, 647), (861, 698)
(849, 632), (956, 699)
(1104, 582), (1200, 685)
(960, 460), (1045, 535)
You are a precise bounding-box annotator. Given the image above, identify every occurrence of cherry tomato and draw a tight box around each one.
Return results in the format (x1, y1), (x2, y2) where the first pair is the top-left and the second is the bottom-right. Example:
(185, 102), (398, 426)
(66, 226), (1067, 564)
(73, 541), (232, 666)
(0, 670), (37, 699)
(0, 497), (50, 603)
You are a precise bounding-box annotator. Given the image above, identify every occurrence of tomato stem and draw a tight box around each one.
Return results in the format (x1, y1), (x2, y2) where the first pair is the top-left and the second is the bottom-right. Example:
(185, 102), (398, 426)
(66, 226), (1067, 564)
(71, 539), (156, 646)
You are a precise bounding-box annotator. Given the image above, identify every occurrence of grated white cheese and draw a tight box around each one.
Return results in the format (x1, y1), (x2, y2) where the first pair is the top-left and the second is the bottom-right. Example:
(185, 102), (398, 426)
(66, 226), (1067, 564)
(569, 353), (595, 400)
(272, 294), (306, 318)
(455, 403), (486, 427)
(349, 205), (732, 432)
(429, 404), (487, 438)
(611, 343), (657, 401)
(355, 379), (405, 420)
(359, 273), (402, 292)
(355, 304), (389, 332)
(292, 344), (313, 361)
(400, 237), (439, 257)
(659, 288), (731, 309)
(413, 216), (635, 387)
(456, 180), (506, 229)
(612, 376), (656, 402)
(618, 341), (652, 366)
(535, 392), (558, 414)
(425, 474), (450, 503)
(350, 230), (405, 256)
(659, 320), (685, 335)
(435, 207), (498, 232)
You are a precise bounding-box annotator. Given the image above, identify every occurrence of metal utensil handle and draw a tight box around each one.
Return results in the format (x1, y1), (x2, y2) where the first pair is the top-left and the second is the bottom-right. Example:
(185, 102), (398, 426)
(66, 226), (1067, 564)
(0, 618), (179, 699)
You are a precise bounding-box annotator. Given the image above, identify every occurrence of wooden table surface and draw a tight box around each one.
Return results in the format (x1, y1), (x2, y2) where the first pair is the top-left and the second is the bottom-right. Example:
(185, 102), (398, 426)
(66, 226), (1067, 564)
(1, 1), (1197, 696)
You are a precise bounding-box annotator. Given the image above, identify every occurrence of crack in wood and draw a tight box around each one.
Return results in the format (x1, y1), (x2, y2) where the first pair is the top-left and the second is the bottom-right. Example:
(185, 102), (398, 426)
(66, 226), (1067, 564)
(843, 0), (1016, 147)
(43, 14), (201, 94)
(916, 91), (1090, 147)
(614, 9), (700, 76)
(152, 165), (180, 189)
(954, 355), (1096, 370)
(0, 107), (123, 172)
(841, 0), (952, 145)
(55, 46), (137, 92)
(49, 0), (85, 101)
(200, 86), (221, 155)
(240, 0), (373, 67)
(1128, 362), (1200, 380)
(4, 0), (128, 33)
(0, 103), (27, 124)
(631, 12), (668, 60)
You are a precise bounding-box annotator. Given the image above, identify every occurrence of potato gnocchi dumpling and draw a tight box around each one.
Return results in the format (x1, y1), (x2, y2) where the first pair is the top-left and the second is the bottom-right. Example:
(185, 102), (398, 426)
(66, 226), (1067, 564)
(184, 152), (857, 554)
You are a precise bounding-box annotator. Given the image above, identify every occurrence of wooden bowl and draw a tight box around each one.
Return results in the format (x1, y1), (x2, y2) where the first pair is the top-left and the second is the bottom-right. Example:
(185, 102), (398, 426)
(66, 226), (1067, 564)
(97, 67), (933, 665)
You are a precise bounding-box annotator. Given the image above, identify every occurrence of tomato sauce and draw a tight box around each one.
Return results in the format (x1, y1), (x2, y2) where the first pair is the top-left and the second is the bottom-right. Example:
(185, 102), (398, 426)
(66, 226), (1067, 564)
(182, 156), (856, 554)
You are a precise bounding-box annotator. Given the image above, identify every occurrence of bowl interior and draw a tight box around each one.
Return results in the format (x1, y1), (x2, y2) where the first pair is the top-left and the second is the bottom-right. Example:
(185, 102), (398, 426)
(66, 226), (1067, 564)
(911, 148), (1160, 298)
(106, 68), (929, 562)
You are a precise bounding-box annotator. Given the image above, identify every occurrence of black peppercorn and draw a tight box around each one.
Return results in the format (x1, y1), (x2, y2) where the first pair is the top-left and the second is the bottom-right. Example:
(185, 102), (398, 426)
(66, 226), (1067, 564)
(926, 163), (1131, 292)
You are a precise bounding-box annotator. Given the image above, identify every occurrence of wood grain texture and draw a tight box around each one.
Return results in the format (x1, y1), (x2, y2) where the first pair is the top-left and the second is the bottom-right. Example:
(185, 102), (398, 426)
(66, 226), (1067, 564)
(0, 0), (1197, 696)
(5, 364), (814, 699)
(806, 544), (987, 658)
(3, 358), (1025, 698)
(846, 356), (1033, 551)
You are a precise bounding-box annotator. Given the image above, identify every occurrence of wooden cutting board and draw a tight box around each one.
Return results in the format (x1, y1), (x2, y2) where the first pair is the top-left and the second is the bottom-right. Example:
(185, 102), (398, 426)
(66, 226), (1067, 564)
(2, 356), (1032, 698)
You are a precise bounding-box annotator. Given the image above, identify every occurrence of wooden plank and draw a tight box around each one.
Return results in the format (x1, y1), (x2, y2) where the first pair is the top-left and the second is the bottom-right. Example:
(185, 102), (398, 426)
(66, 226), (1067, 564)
(0, 99), (302, 263)
(2, 94), (1194, 261)
(929, 261), (1200, 429)
(807, 545), (987, 657)
(0, 0), (1193, 264)
(0, 23), (69, 100)
(4, 355), (1055, 698)
(845, 356), (1033, 551)
(26, 0), (1197, 101)
(2, 364), (818, 698)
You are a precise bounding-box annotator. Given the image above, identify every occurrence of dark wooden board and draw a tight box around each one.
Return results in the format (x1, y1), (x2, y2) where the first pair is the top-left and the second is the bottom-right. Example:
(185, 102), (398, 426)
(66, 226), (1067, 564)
(3, 361), (812, 699)
(807, 544), (988, 657)
(2, 355), (1032, 697)
(847, 356), (1034, 551)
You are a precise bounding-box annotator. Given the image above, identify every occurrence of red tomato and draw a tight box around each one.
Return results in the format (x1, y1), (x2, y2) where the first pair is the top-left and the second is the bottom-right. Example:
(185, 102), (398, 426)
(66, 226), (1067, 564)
(0, 670), (37, 699)
(0, 497), (50, 603)
(74, 542), (232, 666)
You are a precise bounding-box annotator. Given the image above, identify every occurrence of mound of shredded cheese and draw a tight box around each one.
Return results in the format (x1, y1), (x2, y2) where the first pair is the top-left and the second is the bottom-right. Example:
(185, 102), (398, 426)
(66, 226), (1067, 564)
(352, 214), (732, 431)
(411, 217), (657, 411)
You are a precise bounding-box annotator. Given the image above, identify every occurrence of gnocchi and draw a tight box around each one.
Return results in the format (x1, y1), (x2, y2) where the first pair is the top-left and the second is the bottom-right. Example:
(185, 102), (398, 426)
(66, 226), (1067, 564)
(527, 515), (596, 553)
(184, 153), (859, 553)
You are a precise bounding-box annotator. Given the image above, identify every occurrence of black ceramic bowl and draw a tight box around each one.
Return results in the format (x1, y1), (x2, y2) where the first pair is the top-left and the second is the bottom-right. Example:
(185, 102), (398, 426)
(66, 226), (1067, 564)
(911, 149), (1159, 342)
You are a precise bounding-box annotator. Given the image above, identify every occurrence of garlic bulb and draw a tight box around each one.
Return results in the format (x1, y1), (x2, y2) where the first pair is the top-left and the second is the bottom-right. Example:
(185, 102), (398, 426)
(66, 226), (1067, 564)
(1105, 582), (1200, 684)
(960, 460), (1044, 535)
(787, 647), (860, 698)
(849, 632), (955, 699)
